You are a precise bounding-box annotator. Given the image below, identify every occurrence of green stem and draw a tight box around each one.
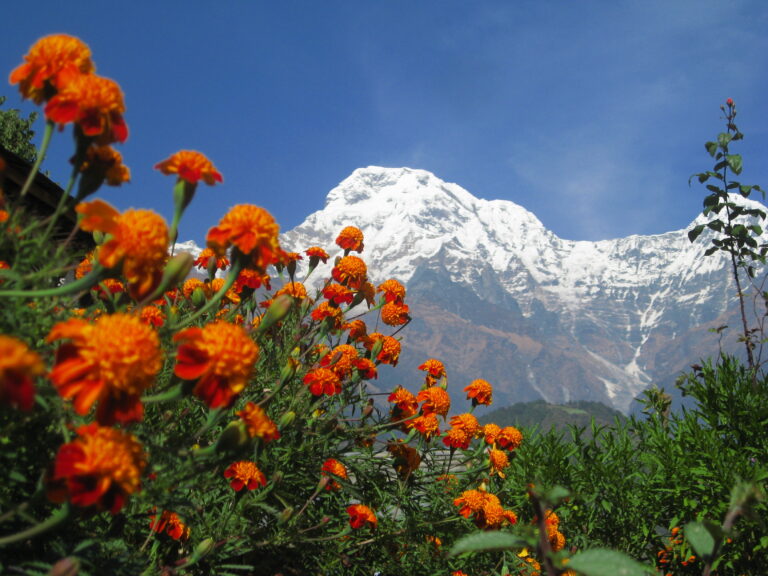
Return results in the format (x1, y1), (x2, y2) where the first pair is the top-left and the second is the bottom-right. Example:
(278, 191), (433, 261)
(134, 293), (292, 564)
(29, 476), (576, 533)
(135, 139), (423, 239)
(0, 264), (105, 298)
(19, 121), (54, 199)
(174, 260), (243, 328)
(0, 505), (70, 547)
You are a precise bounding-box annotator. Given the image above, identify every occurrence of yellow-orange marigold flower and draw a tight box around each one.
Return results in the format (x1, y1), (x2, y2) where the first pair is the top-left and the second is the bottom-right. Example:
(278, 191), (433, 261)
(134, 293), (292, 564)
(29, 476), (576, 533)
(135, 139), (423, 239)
(367, 333), (401, 366)
(76, 200), (169, 300)
(139, 305), (165, 328)
(224, 461), (266, 491)
(497, 426), (523, 451)
(454, 489), (487, 519)
(320, 458), (348, 491)
(377, 278), (406, 304)
(209, 277), (241, 305)
(320, 344), (359, 379)
(155, 150), (222, 186)
(150, 509), (190, 541)
(174, 322), (259, 409)
(45, 73), (128, 145)
(207, 205), (280, 271)
(418, 358), (446, 386)
(194, 247), (229, 271)
(236, 401), (280, 442)
(343, 319), (368, 343)
(10, 34), (94, 104)
(335, 226), (364, 253)
(410, 413), (441, 440)
(332, 255), (367, 290)
(347, 504), (377, 529)
(483, 423), (501, 445)
(417, 386), (451, 418)
(465, 378), (493, 406)
(442, 426), (472, 450)
(489, 448), (510, 478)
(0, 335), (44, 411)
(48, 423), (145, 514)
(303, 367), (342, 396)
(450, 413), (480, 437)
(182, 277), (205, 299)
(275, 281), (308, 300)
(47, 314), (162, 424)
(381, 301), (410, 326)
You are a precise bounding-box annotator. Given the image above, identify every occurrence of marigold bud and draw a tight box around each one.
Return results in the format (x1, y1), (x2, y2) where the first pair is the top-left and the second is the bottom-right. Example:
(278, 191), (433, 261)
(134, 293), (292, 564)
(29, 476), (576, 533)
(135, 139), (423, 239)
(215, 421), (250, 453)
(49, 557), (80, 576)
(256, 294), (293, 334)
(278, 410), (296, 428)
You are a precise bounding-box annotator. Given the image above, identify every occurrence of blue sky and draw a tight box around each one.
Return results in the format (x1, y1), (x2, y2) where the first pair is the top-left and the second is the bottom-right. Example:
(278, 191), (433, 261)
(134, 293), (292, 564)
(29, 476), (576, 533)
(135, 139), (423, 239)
(3, 1), (768, 243)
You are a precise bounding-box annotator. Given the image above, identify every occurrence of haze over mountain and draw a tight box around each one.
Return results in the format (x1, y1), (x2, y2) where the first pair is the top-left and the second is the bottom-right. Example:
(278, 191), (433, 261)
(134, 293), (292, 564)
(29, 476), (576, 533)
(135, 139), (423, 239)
(281, 166), (765, 413)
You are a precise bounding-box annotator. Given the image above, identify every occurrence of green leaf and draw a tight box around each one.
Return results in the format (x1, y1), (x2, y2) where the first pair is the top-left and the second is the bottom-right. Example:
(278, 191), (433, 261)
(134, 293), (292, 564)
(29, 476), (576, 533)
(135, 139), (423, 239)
(566, 549), (654, 576)
(705, 141), (718, 157)
(727, 154), (743, 175)
(684, 521), (723, 560)
(688, 224), (705, 242)
(717, 132), (733, 148)
(449, 531), (527, 556)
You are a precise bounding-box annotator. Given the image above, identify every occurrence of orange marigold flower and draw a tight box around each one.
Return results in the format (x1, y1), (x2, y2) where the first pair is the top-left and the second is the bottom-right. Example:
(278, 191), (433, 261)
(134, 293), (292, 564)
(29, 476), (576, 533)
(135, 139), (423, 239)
(377, 278), (406, 304)
(209, 277), (241, 305)
(139, 305), (165, 328)
(332, 255), (367, 290)
(387, 441), (421, 480)
(10, 34), (94, 104)
(418, 358), (446, 386)
(343, 319), (368, 343)
(48, 423), (145, 514)
(442, 426), (472, 450)
(367, 333), (401, 366)
(388, 386), (418, 422)
(549, 529), (566, 552)
(150, 510), (190, 541)
(234, 268), (270, 292)
(305, 246), (329, 266)
(0, 335), (43, 411)
(489, 448), (510, 478)
(47, 314), (162, 424)
(347, 504), (377, 529)
(174, 322), (259, 409)
(155, 150), (222, 186)
(410, 413), (441, 440)
(320, 344), (358, 379)
(465, 379), (493, 406)
(76, 200), (169, 300)
(483, 423), (501, 445)
(78, 145), (130, 189)
(0, 211), (8, 224)
(224, 460), (266, 491)
(335, 226), (364, 253)
(236, 401), (280, 442)
(381, 301), (410, 326)
(45, 73), (128, 145)
(320, 458), (348, 491)
(311, 301), (343, 329)
(450, 413), (480, 437)
(454, 489), (487, 519)
(194, 247), (229, 271)
(417, 386), (451, 418)
(354, 357), (378, 380)
(497, 426), (523, 451)
(303, 367), (342, 396)
(206, 205), (280, 271)
(275, 281), (308, 301)
(323, 282), (354, 306)
(182, 277), (205, 299)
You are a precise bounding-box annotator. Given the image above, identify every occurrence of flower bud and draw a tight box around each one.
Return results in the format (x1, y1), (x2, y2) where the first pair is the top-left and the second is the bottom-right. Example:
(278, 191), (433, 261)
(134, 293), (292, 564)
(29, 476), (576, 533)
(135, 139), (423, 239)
(278, 411), (296, 428)
(279, 357), (299, 384)
(92, 230), (105, 245)
(215, 421), (250, 453)
(278, 507), (293, 524)
(191, 286), (207, 308)
(49, 557), (80, 576)
(192, 537), (215, 560)
(256, 294), (293, 334)
(154, 252), (195, 295)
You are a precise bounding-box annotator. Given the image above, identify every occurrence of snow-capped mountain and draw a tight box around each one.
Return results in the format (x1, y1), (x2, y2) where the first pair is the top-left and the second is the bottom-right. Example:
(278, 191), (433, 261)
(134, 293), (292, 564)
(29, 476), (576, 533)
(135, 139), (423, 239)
(282, 166), (766, 413)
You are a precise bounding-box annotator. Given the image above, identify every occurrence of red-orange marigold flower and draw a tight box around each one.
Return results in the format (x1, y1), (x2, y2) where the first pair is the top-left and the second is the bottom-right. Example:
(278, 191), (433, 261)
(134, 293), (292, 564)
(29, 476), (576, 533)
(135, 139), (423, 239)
(139, 305), (165, 328)
(377, 278), (406, 304)
(354, 357), (378, 380)
(303, 367), (342, 396)
(194, 247), (229, 271)
(320, 344), (359, 379)
(0, 335), (43, 411)
(207, 205), (280, 271)
(388, 386), (418, 422)
(305, 246), (329, 265)
(332, 255), (367, 290)
(234, 269), (270, 292)
(150, 510), (190, 541)
(465, 379), (493, 406)
(410, 413), (441, 440)
(47, 314), (162, 424)
(483, 423), (501, 445)
(497, 426), (523, 451)
(450, 413), (480, 437)
(454, 489), (487, 519)
(320, 458), (348, 491)
(367, 333), (401, 366)
(174, 322), (259, 409)
(236, 401), (280, 442)
(381, 301), (410, 326)
(224, 461), (266, 491)
(10, 34), (94, 104)
(323, 283), (354, 306)
(76, 200), (169, 300)
(155, 150), (222, 186)
(417, 386), (451, 418)
(347, 504), (377, 529)
(311, 301), (343, 329)
(343, 319), (368, 342)
(442, 426), (472, 450)
(418, 358), (446, 386)
(336, 226), (364, 253)
(49, 423), (145, 514)
(45, 73), (128, 145)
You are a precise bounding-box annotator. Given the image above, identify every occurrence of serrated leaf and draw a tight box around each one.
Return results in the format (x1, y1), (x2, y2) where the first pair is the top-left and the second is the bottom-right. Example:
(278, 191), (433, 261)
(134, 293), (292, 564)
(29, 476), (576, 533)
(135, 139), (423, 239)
(684, 521), (723, 560)
(449, 531), (527, 556)
(566, 549), (654, 576)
